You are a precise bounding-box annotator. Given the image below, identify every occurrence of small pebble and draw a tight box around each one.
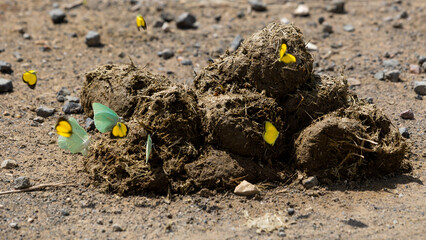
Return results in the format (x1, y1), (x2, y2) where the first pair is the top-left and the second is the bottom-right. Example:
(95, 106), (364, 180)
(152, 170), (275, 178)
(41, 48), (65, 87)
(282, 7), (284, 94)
(409, 64), (420, 74)
(214, 15), (221, 22)
(302, 176), (319, 189)
(383, 59), (399, 68)
(176, 12), (196, 29)
(1, 159), (18, 169)
(288, 208), (295, 215)
(318, 16), (325, 24)
(326, 0), (345, 14)
(85, 31), (101, 47)
(413, 81), (426, 95)
(343, 24), (355, 32)
(13, 52), (23, 62)
(322, 23), (333, 34)
(234, 180), (260, 196)
(112, 224), (124, 232)
(280, 18), (290, 24)
(57, 87), (71, 102)
(162, 22), (171, 32)
(181, 59), (192, 66)
(347, 77), (361, 87)
(65, 96), (80, 103)
(293, 3), (310, 17)
(86, 118), (95, 131)
(249, 0), (267, 12)
(36, 106), (55, 118)
(49, 9), (66, 24)
(160, 12), (175, 22)
(385, 70), (400, 82)
(153, 20), (164, 28)
(9, 222), (19, 229)
(61, 209), (70, 216)
(366, 97), (374, 104)
(96, 218), (104, 225)
(374, 71), (384, 80)
(157, 49), (174, 60)
(422, 62), (426, 72)
(399, 127), (409, 138)
(306, 42), (318, 51)
(418, 56), (426, 65)
(400, 109), (414, 120)
(27, 218), (34, 223)
(62, 101), (83, 114)
(392, 22), (403, 29)
(118, 52), (125, 58)
(397, 11), (408, 19)
(0, 61), (13, 73)
(13, 176), (31, 189)
(414, 95), (422, 100)
(229, 35), (244, 52)
(33, 117), (44, 123)
(237, 11), (245, 18)
(23, 33), (31, 40)
(0, 78), (13, 93)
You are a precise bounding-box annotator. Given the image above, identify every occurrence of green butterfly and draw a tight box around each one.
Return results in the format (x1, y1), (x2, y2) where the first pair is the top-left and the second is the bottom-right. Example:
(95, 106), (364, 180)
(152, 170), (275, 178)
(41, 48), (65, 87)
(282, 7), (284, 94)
(56, 117), (90, 155)
(92, 103), (128, 138)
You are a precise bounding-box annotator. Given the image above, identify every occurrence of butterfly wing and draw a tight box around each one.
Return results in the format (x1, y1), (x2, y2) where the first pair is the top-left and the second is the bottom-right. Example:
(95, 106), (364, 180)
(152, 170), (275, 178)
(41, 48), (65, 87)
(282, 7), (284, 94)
(22, 70), (37, 89)
(93, 103), (120, 133)
(146, 134), (152, 163)
(112, 122), (128, 138)
(66, 118), (90, 154)
(279, 43), (287, 60)
(263, 121), (279, 146)
(58, 135), (69, 150)
(280, 53), (296, 64)
(56, 117), (72, 137)
(136, 15), (147, 31)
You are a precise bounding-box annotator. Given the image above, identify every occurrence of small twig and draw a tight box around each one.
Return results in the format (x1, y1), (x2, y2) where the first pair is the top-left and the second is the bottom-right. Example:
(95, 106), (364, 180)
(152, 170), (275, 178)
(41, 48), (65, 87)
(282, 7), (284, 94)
(0, 182), (74, 196)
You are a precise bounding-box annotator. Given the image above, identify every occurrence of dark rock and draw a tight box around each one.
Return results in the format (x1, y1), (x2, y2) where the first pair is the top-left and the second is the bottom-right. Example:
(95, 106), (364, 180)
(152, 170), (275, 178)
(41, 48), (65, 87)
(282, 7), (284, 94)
(60, 209), (70, 216)
(85, 118), (95, 131)
(418, 56), (426, 65)
(33, 117), (45, 123)
(288, 208), (295, 215)
(385, 70), (400, 82)
(366, 97), (374, 104)
(36, 106), (55, 118)
(57, 87), (71, 102)
(181, 59), (192, 66)
(322, 23), (333, 34)
(302, 176), (319, 189)
(214, 15), (221, 22)
(85, 31), (101, 47)
(63, 101), (83, 114)
(249, 0), (267, 12)
(1, 159), (18, 169)
(0, 78), (13, 93)
(413, 81), (426, 95)
(399, 127), (409, 138)
(318, 16), (325, 24)
(13, 52), (23, 62)
(0, 61), (12, 73)
(397, 11), (408, 19)
(326, 0), (345, 14)
(13, 176), (31, 189)
(49, 9), (66, 24)
(153, 20), (164, 28)
(157, 49), (174, 60)
(160, 12), (175, 22)
(65, 96), (80, 103)
(400, 109), (414, 120)
(112, 224), (124, 232)
(237, 11), (245, 18)
(392, 22), (403, 29)
(118, 52), (125, 58)
(23, 33), (31, 40)
(176, 12), (196, 29)
(229, 35), (244, 52)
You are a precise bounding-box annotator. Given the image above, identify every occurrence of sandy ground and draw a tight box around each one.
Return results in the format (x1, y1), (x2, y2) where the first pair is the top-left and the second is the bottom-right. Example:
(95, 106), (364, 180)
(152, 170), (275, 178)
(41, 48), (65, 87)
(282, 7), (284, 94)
(0, 0), (425, 239)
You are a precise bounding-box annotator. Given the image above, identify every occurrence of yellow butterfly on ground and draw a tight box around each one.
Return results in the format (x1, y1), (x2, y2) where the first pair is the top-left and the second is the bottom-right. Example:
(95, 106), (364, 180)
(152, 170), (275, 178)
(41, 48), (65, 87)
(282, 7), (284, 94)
(136, 14), (147, 31)
(22, 70), (37, 89)
(56, 117), (90, 155)
(56, 117), (72, 138)
(263, 121), (279, 146)
(279, 43), (296, 64)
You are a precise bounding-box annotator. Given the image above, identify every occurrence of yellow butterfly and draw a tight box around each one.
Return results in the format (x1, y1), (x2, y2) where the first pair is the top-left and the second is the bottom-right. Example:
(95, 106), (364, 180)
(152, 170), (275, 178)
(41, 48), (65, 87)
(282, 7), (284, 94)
(136, 14), (147, 31)
(279, 43), (296, 64)
(112, 122), (128, 138)
(22, 70), (37, 89)
(56, 117), (73, 138)
(263, 121), (279, 146)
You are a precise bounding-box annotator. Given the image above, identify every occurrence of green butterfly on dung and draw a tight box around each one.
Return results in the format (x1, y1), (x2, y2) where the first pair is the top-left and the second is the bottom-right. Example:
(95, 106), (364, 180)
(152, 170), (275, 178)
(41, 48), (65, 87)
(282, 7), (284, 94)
(55, 103), (128, 155)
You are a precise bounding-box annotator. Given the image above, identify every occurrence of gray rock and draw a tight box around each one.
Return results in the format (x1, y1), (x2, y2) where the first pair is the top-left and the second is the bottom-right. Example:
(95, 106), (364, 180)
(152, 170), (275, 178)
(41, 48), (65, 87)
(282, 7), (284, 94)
(9, 222), (19, 229)
(1, 159), (18, 169)
(399, 127), (409, 138)
(400, 109), (414, 120)
(392, 22), (403, 29)
(302, 176), (319, 189)
(36, 106), (55, 118)
(418, 56), (426, 65)
(0, 48), (4, 53)
(60, 209), (70, 216)
(157, 49), (174, 60)
(287, 208), (295, 215)
(181, 59), (192, 66)
(0, 61), (12, 73)
(414, 95), (422, 100)
(343, 24), (355, 32)
(13, 52), (23, 62)
(385, 70), (400, 82)
(0, 78), (13, 93)
(366, 97), (374, 104)
(65, 96), (80, 103)
(153, 20), (164, 28)
(322, 23), (333, 34)
(23, 33), (31, 40)
(383, 59), (399, 68)
(237, 11), (245, 18)
(249, 0), (267, 12)
(96, 218), (104, 225)
(49, 9), (66, 24)
(160, 12), (175, 22)
(86, 118), (95, 131)
(422, 62), (426, 71)
(176, 12), (196, 29)
(112, 224), (124, 232)
(63, 101), (83, 114)
(397, 11), (408, 19)
(326, 0), (345, 14)
(229, 35), (244, 52)
(85, 31), (101, 47)
(33, 117), (44, 123)
(414, 81), (426, 95)
(374, 71), (384, 80)
(14, 176), (31, 189)
(57, 87), (71, 102)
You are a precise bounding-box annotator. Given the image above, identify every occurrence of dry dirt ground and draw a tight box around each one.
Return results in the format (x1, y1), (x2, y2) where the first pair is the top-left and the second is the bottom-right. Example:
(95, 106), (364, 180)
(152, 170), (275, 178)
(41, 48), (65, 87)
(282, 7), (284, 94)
(0, 0), (425, 239)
